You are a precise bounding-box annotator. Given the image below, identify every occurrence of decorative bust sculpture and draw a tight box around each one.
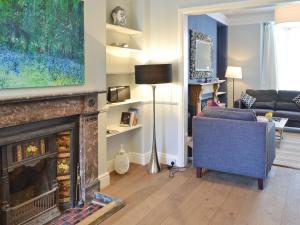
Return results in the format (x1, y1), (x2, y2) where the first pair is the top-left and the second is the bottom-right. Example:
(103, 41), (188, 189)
(111, 6), (127, 26)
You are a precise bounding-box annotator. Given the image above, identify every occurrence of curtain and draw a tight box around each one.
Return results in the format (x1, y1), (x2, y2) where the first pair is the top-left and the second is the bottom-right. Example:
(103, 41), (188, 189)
(275, 25), (300, 91)
(260, 23), (278, 90)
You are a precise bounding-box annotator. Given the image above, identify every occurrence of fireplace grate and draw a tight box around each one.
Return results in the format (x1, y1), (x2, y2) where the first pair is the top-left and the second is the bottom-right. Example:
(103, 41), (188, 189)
(8, 188), (59, 225)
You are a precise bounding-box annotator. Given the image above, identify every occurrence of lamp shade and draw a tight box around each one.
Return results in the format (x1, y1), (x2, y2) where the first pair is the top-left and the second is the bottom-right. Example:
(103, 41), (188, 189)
(275, 4), (300, 25)
(225, 66), (242, 79)
(135, 64), (172, 84)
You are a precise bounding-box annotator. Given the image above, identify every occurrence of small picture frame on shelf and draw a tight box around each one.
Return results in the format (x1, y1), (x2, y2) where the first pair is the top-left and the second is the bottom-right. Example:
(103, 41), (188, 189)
(120, 112), (133, 127)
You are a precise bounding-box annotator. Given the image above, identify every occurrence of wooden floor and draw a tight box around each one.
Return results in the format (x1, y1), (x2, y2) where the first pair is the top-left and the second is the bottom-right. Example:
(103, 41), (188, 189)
(101, 164), (300, 225)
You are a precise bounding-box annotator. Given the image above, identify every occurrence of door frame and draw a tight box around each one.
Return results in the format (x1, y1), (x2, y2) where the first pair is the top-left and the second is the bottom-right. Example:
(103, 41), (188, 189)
(176, 0), (297, 166)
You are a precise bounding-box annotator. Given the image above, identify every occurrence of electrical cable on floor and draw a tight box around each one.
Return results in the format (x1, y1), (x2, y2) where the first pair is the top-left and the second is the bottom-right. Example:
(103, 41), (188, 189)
(167, 162), (192, 179)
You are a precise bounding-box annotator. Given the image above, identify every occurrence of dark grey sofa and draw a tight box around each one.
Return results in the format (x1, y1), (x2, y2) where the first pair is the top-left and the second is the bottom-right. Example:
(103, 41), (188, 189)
(234, 89), (300, 127)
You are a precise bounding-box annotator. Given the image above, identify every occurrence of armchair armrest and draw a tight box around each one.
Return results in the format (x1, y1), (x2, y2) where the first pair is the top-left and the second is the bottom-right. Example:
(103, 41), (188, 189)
(266, 121), (276, 173)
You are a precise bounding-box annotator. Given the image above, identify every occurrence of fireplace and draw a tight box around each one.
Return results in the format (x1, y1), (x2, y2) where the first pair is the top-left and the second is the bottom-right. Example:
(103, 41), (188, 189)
(0, 91), (101, 225)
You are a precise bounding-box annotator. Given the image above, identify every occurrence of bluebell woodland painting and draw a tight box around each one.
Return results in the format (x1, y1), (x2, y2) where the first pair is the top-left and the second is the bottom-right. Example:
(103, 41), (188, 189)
(0, 0), (84, 89)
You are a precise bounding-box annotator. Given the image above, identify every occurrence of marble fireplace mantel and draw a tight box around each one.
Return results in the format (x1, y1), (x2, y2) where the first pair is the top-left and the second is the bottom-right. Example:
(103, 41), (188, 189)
(0, 89), (106, 105)
(0, 90), (104, 202)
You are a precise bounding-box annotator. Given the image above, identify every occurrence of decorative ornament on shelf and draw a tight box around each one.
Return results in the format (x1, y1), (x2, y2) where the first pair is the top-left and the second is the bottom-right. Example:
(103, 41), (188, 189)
(114, 145), (130, 175)
(110, 42), (129, 48)
(111, 6), (127, 26)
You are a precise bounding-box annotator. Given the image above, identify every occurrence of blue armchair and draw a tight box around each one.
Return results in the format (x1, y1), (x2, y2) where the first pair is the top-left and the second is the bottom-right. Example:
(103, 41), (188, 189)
(192, 108), (276, 190)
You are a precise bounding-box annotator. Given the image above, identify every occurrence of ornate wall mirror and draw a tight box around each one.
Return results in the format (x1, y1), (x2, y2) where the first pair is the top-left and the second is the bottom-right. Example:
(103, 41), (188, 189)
(189, 30), (213, 80)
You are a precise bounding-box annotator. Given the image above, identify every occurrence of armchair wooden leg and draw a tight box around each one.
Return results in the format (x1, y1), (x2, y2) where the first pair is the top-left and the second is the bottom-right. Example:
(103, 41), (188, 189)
(196, 167), (202, 178)
(258, 179), (264, 190)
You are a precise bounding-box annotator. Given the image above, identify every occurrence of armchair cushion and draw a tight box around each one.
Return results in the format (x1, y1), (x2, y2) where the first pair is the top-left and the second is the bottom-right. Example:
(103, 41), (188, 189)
(203, 107), (257, 121)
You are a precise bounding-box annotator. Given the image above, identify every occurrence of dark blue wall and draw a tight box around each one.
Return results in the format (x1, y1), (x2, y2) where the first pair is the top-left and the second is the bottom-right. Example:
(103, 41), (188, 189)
(188, 15), (218, 78)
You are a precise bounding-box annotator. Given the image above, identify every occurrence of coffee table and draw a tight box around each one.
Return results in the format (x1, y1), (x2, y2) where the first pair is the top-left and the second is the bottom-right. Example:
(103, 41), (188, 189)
(257, 116), (288, 145)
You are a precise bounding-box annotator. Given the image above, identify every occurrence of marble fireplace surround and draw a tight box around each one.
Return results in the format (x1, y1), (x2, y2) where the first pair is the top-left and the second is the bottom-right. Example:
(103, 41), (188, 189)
(0, 91), (103, 202)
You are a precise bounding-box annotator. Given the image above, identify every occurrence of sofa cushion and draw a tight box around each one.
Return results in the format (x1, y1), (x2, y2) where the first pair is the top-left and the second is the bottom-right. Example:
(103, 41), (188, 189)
(246, 89), (277, 102)
(277, 90), (300, 102)
(273, 111), (300, 121)
(207, 99), (220, 107)
(240, 92), (256, 108)
(252, 101), (276, 110)
(203, 108), (257, 121)
(276, 102), (300, 112)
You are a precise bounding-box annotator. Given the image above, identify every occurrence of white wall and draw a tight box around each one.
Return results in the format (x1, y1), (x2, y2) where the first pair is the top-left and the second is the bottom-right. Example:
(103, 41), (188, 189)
(147, 0), (297, 166)
(227, 24), (262, 107)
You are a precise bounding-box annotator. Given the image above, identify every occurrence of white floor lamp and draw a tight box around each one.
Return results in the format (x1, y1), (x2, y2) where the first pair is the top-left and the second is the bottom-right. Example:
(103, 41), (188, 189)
(225, 66), (242, 107)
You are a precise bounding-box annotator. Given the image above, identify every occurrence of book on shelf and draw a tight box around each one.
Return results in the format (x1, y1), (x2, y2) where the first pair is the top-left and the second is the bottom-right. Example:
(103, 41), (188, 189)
(128, 107), (139, 126)
(120, 108), (140, 127)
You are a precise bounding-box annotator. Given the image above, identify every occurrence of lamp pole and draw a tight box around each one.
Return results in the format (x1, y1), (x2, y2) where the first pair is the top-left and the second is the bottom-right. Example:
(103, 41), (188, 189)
(148, 85), (161, 174)
(232, 78), (235, 106)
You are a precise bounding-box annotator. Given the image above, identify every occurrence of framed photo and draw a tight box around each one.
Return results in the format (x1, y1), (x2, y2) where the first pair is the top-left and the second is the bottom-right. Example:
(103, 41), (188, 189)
(120, 112), (133, 127)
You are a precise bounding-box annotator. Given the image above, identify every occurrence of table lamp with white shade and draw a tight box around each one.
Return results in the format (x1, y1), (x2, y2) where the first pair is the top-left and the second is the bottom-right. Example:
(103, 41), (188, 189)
(225, 66), (242, 106)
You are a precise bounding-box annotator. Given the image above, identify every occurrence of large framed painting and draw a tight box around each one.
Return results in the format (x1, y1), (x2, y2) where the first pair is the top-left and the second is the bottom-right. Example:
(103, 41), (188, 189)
(0, 0), (84, 89)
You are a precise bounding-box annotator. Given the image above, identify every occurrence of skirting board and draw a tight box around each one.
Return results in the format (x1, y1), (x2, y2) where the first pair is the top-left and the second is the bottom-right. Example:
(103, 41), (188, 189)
(107, 152), (178, 173)
(98, 172), (110, 189)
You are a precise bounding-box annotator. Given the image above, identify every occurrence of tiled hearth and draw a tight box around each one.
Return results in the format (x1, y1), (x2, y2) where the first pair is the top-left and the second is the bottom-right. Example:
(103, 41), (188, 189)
(0, 92), (100, 225)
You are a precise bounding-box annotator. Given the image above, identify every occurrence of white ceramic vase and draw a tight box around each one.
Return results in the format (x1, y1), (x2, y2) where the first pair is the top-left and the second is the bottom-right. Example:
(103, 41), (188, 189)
(114, 145), (130, 174)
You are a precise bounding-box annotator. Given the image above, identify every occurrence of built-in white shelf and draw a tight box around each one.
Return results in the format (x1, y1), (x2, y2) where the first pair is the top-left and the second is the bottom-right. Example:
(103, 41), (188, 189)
(106, 125), (143, 138)
(107, 99), (142, 108)
(217, 92), (226, 96)
(106, 72), (134, 76)
(106, 23), (142, 35)
(219, 103), (226, 108)
(106, 45), (142, 53)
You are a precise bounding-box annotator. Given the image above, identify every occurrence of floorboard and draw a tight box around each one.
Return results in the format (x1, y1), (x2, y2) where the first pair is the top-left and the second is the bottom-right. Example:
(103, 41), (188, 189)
(101, 164), (300, 225)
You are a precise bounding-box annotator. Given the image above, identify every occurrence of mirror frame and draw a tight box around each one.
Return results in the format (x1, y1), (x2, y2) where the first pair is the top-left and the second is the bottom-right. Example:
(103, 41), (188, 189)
(189, 29), (213, 80)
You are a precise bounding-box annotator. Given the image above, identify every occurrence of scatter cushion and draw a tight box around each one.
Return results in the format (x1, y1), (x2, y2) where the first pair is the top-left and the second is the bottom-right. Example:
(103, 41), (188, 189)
(292, 94), (300, 108)
(196, 111), (204, 117)
(207, 100), (219, 107)
(240, 92), (256, 109)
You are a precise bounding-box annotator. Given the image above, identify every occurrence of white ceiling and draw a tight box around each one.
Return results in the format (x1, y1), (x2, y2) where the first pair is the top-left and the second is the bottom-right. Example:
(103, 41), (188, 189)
(207, 6), (275, 26)
(224, 6), (274, 17)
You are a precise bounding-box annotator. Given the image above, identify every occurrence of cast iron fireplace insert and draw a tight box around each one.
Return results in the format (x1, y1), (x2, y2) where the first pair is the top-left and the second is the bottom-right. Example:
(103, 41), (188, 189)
(0, 116), (79, 225)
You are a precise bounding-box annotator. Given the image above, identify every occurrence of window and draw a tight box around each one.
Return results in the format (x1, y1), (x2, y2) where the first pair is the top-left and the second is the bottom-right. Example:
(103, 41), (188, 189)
(275, 26), (300, 91)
